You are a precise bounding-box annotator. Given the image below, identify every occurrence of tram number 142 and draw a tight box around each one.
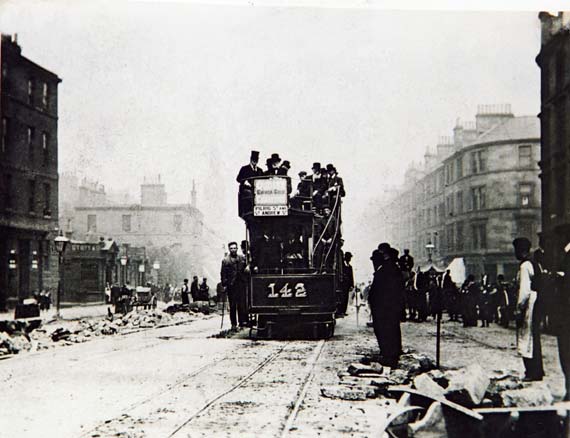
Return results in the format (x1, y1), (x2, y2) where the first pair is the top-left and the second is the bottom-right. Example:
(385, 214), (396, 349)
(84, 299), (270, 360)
(267, 282), (307, 298)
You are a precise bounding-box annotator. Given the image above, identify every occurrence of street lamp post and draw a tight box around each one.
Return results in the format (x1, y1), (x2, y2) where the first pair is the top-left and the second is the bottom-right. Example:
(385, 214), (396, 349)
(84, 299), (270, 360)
(426, 240), (441, 368)
(426, 242), (435, 264)
(54, 230), (70, 318)
(120, 256), (128, 285)
(153, 260), (160, 285)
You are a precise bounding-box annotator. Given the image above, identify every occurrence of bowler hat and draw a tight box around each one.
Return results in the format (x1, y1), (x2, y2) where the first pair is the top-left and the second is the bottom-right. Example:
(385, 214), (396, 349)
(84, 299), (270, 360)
(512, 237), (531, 252)
(299, 171), (307, 177)
(345, 252), (353, 258)
(326, 163), (334, 172)
(282, 160), (290, 169)
(378, 242), (391, 253)
(271, 153), (281, 162)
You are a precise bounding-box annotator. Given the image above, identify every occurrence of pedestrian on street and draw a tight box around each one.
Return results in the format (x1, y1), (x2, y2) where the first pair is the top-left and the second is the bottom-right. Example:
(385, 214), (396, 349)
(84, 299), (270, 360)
(460, 275), (478, 327)
(554, 242), (570, 399)
(199, 278), (210, 302)
(338, 251), (354, 316)
(190, 276), (199, 302)
(368, 243), (405, 368)
(181, 278), (190, 305)
(512, 237), (544, 382)
(220, 241), (247, 330)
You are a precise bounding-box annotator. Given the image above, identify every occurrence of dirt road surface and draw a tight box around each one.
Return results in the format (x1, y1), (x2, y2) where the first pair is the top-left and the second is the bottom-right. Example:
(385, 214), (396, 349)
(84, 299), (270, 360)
(0, 309), (565, 438)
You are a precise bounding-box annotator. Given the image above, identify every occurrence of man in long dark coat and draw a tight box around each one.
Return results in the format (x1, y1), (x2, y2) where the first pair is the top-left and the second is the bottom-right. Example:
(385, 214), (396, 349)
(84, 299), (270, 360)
(338, 251), (354, 316)
(221, 241), (247, 330)
(236, 150), (264, 215)
(369, 243), (405, 367)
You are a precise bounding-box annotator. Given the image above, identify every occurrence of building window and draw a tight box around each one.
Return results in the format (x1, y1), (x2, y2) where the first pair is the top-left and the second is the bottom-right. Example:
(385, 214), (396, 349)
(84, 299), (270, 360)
(1, 118), (7, 153)
(471, 222), (487, 250)
(28, 180), (36, 213)
(42, 132), (49, 165)
(456, 221), (465, 251)
(43, 183), (51, 215)
(519, 183), (533, 207)
(518, 145), (532, 167)
(42, 82), (48, 107)
(557, 170), (566, 218)
(173, 214), (182, 232)
(27, 127), (34, 161)
(456, 156), (463, 179)
(42, 240), (50, 270)
(122, 214), (132, 232)
(87, 214), (97, 232)
(470, 186), (486, 211)
(27, 79), (34, 104)
(470, 149), (487, 174)
(3, 174), (12, 209)
(446, 224), (455, 252)
(517, 219), (536, 242)
(446, 195), (454, 217)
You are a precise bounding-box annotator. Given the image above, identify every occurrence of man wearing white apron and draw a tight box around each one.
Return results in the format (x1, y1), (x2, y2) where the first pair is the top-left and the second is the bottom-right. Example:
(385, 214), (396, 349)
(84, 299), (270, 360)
(513, 237), (544, 381)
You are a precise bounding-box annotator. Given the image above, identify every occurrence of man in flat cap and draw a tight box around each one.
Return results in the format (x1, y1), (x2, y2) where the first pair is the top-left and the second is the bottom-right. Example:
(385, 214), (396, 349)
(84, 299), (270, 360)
(291, 170), (311, 210)
(237, 150), (264, 215)
(368, 242), (405, 367)
(512, 237), (544, 381)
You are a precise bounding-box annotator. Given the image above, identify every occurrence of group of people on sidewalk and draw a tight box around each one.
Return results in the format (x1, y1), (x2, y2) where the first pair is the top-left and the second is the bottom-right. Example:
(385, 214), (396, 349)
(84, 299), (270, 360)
(180, 277), (211, 305)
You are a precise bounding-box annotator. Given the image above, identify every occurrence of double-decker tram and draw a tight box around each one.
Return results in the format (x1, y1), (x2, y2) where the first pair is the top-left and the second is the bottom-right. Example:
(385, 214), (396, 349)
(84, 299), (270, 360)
(238, 173), (344, 339)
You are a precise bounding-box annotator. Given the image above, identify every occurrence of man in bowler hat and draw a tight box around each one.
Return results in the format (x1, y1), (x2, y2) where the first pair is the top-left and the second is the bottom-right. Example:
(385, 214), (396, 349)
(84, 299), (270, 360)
(369, 243), (405, 367)
(265, 153), (282, 176)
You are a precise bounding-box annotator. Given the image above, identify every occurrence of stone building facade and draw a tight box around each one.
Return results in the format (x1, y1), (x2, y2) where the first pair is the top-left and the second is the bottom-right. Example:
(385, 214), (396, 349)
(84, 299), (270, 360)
(0, 34), (61, 309)
(71, 179), (209, 286)
(383, 105), (541, 281)
(537, 11), (570, 271)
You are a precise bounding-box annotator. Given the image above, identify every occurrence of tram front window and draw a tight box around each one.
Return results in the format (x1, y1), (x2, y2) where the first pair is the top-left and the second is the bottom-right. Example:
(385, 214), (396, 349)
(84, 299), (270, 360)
(250, 225), (309, 273)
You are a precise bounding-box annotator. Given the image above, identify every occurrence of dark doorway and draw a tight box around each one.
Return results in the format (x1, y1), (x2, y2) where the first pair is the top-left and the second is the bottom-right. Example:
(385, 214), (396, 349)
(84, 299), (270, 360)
(18, 239), (30, 300)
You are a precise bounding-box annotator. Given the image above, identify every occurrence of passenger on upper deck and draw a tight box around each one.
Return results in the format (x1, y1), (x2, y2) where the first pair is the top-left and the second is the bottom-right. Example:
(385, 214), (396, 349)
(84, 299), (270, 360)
(311, 162), (327, 210)
(265, 153), (282, 176)
(296, 171), (311, 197)
(324, 164), (345, 208)
(278, 160), (290, 176)
(326, 164), (345, 196)
(291, 171), (311, 210)
(236, 150), (264, 215)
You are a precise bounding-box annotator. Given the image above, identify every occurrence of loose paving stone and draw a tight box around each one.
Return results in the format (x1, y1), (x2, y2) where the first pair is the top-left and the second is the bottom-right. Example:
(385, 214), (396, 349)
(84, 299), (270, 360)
(501, 383), (554, 407)
(444, 363), (490, 407)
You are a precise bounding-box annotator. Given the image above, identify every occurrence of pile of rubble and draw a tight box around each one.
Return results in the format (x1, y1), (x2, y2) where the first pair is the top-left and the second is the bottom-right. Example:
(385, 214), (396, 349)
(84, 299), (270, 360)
(321, 350), (560, 437)
(0, 307), (212, 358)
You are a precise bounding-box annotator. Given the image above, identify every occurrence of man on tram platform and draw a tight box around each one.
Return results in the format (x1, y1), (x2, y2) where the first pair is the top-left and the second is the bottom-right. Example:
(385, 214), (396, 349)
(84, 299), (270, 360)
(236, 150), (264, 215)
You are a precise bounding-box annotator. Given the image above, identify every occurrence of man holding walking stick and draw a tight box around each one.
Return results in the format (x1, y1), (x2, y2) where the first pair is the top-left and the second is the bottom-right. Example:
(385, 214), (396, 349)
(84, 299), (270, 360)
(220, 241), (247, 332)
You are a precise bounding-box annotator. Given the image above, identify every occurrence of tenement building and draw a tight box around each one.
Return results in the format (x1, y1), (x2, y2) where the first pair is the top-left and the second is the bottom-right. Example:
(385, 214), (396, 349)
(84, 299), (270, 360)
(383, 104), (540, 281)
(537, 12), (570, 271)
(0, 34), (61, 309)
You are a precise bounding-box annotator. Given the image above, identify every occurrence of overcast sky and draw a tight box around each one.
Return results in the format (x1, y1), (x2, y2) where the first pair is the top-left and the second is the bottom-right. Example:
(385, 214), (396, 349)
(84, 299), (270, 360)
(0, 1), (550, 278)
